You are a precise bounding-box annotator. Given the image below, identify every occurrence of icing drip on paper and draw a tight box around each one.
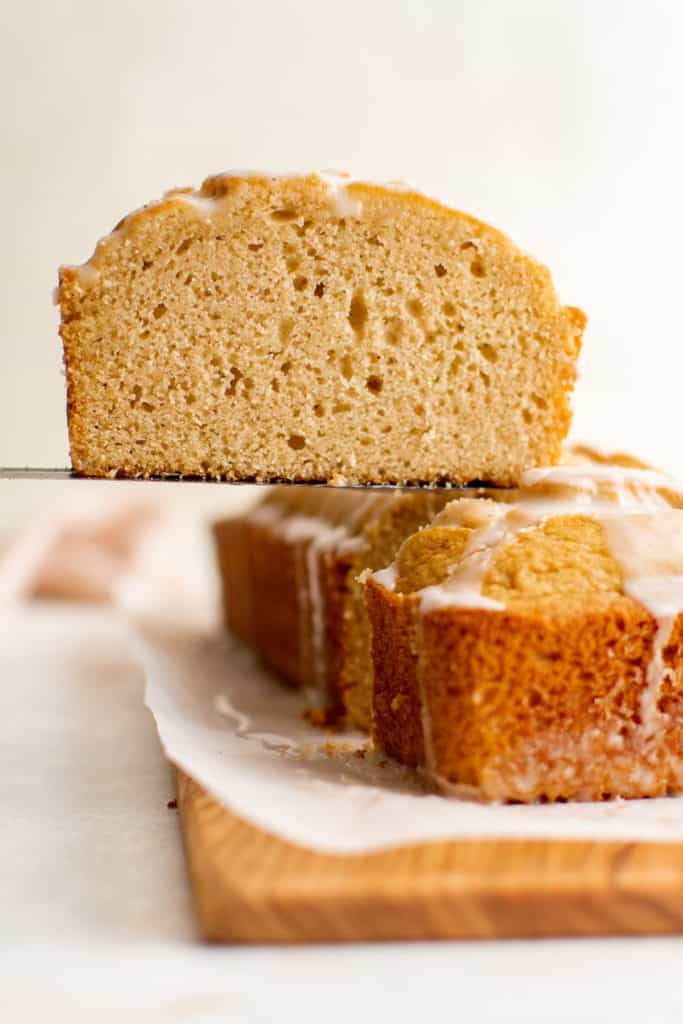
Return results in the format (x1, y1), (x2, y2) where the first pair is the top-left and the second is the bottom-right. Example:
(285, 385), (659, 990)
(214, 692), (294, 752)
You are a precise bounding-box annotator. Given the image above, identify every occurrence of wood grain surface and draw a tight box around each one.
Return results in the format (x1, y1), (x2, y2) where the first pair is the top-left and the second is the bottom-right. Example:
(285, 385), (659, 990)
(176, 770), (683, 943)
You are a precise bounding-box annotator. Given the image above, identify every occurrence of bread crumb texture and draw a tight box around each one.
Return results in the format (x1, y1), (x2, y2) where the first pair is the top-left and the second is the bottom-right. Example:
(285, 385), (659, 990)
(395, 513), (622, 609)
(58, 172), (585, 484)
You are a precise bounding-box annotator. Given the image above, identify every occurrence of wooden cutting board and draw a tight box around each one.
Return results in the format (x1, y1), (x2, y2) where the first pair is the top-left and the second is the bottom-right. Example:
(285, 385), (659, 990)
(176, 769), (683, 943)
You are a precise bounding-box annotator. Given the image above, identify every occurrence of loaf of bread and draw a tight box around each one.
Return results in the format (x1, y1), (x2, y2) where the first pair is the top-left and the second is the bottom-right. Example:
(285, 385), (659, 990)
(214, 447), (680, 746)
(366, 463), (683, 801)
(58, 171), (585, 485)
(213, 486), (459, 728)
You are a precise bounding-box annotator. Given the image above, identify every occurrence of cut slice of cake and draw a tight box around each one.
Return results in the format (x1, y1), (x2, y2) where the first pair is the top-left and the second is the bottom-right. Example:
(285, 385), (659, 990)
(213, 486), (459, 727)
(58, 171), (585, 485)
(366, 463), (683, 801)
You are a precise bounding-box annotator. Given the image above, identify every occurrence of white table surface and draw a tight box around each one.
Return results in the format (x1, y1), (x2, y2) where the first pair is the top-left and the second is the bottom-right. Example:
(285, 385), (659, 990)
(4, 605), (683, 1024)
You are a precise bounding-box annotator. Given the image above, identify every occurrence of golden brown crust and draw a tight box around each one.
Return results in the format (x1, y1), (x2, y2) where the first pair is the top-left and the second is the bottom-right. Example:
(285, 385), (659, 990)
(214, 504), (302, 687)
(369, 578), (683, 801)
(365, 580), (425, 766)
(213, 516), (255, 645)
(213, 489), (365, 712)
(247, 519), (303, 687)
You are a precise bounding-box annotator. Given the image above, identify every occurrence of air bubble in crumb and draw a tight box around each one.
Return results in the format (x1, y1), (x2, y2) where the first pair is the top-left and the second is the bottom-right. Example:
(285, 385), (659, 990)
(271, 209), (299, 222)
(340, 354), (354, 380)
(348, 290), (368, 337)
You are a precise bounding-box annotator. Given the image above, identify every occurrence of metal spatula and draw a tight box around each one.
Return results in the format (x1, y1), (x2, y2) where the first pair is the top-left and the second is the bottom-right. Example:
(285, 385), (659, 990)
(0, 467), (495, 492)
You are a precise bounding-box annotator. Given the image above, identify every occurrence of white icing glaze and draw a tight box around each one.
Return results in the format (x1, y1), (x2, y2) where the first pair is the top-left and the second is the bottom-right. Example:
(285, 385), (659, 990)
(372, 468), (680, 607)
(300, 493), (381, 688)
(245, 501), (285, 528)
(372, 564), (398, 590)
(600, 510), (683, 737)
(335, 534), (369, 556)
(305, 521), (353, 686)
(214, 693), (293, 752)
(276, 514), (336, 685)
(521, 463), (673, 497)
(73, 261), (101, 287)
(213, 692), (250, 733)
(278, 513), (327, 543)
(629, 577), (681, 735)
(420, 502), (522, 614)
(178, 192), (218, 218)
(317, 171), (363, 218)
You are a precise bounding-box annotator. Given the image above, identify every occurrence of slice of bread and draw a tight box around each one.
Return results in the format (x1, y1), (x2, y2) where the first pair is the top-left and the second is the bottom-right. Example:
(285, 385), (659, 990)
(213, 485), (457, 727)
(58, 171), (585, 484)
(366, 464), (683, 801)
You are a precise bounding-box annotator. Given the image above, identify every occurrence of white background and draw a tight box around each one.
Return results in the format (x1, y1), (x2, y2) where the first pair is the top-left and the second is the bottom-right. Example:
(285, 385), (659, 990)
(4, 2), (683, 1020)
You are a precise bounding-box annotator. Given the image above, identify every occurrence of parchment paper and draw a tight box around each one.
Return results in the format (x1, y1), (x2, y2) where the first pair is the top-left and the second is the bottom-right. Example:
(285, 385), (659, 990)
(132, 518), (683, 854)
